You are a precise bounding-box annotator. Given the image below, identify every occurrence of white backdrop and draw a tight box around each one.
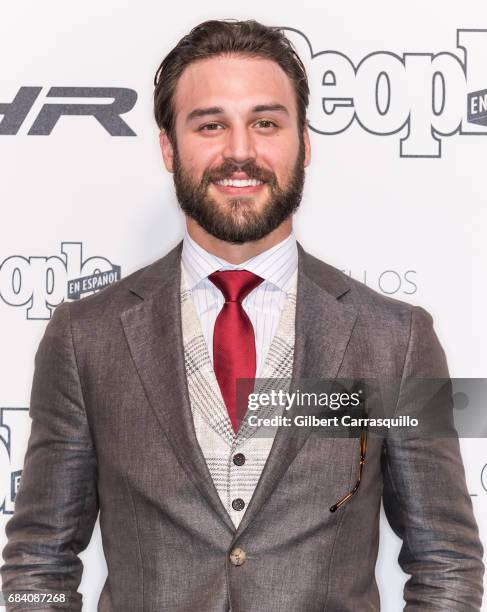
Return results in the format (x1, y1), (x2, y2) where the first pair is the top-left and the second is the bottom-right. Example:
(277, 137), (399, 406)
(1, 1), (486, 610)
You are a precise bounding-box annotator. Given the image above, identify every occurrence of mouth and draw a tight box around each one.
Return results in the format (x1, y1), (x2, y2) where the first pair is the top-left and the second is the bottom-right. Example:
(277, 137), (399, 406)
(210, 177), (267, 195)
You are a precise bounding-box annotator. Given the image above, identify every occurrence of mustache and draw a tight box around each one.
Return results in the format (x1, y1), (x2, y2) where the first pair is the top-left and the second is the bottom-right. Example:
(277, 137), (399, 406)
(203, 160), (277, 186)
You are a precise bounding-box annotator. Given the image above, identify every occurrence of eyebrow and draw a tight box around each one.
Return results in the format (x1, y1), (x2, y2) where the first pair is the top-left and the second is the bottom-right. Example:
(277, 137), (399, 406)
(185, 103), (290, 123)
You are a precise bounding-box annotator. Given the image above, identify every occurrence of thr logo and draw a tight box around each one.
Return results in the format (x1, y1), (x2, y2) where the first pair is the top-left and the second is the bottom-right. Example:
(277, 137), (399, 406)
(0, 87), (137, 136)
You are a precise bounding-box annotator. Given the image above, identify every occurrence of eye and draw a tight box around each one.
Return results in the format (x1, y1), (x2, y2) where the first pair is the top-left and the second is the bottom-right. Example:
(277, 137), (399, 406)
(199, 123), (223, 131)
(255, 119), (278, 129)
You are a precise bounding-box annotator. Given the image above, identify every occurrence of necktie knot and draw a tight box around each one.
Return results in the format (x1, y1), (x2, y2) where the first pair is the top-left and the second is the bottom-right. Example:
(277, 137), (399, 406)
(208, 270), (264, 303)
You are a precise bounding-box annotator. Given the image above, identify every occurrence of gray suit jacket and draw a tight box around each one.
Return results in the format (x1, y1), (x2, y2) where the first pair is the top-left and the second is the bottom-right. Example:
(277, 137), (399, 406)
(1, 241), (484, 611)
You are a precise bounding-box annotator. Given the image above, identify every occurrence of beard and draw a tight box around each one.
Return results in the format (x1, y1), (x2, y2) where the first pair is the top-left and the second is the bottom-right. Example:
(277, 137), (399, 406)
(172, 138), (306, 244)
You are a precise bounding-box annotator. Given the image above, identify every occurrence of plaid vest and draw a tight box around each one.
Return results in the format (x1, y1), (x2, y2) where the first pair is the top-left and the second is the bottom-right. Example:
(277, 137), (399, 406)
(180, 271), (297, 527)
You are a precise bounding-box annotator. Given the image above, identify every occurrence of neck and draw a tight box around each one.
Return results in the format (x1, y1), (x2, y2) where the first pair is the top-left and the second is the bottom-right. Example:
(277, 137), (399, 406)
(186, 218), (293, 264)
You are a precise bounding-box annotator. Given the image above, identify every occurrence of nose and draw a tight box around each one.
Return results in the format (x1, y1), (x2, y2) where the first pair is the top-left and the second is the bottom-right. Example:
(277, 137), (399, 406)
(221, 122), (257, 166)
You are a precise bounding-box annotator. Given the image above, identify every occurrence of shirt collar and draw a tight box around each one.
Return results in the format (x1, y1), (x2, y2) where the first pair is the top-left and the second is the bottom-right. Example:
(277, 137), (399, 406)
(181, 227), (298, 293)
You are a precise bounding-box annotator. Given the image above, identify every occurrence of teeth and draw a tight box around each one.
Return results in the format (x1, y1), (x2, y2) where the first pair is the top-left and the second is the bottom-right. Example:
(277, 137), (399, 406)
(215, 179), (264, 187)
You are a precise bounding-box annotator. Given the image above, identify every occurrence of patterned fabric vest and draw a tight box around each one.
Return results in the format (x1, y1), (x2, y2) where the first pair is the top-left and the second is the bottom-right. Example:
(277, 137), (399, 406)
(180, 270), (297, 528)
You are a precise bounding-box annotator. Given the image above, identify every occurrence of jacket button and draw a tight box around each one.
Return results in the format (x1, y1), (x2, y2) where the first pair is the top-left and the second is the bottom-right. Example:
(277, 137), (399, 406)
(233, 453), (246, 466)
(232, 498), (245, 511)
(229, 547), (246, 566)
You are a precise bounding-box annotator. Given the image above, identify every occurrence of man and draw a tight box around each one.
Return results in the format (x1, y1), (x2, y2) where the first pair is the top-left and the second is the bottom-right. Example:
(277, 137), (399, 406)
(1, 19), (484, 612)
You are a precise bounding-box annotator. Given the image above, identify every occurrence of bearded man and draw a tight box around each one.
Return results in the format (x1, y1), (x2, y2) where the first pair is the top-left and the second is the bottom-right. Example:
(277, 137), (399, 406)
(1, 19), (484, 612)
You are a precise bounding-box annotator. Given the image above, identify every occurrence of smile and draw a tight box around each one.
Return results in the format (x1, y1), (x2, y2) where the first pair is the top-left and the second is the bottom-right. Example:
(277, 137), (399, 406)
(211, 179), (266, 194)
(214, 178), (264, 187)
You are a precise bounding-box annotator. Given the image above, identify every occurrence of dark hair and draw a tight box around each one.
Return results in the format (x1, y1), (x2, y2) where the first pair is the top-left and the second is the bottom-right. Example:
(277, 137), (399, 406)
(153, 19), (309, 143)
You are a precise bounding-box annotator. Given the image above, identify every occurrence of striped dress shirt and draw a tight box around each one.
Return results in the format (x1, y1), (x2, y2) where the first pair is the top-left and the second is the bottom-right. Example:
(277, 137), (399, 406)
(180, 228), (298, 377)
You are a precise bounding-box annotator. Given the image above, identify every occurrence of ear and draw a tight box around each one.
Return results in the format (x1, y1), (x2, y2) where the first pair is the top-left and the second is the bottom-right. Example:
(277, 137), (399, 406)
(159, 130), (175, 173)
(303, 122), (311, 167)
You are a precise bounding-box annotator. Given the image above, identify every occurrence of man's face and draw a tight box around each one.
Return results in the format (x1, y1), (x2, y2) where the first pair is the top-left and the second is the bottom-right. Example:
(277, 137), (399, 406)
(160, 54), (311, 244)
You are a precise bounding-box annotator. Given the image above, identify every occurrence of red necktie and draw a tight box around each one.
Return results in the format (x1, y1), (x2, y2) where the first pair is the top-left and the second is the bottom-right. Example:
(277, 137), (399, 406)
(208, 270), (264, 434)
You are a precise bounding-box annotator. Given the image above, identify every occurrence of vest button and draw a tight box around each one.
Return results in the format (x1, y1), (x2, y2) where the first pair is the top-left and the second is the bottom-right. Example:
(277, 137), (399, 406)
(229, 547), (246, 566)
(233, 453), (246, 466)
(232, 498), (245, 511)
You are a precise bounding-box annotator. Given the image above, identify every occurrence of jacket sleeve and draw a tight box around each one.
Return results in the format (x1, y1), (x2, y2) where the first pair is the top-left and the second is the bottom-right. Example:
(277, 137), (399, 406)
(381, 305), (484, 611)
(1, 301), (99, 612)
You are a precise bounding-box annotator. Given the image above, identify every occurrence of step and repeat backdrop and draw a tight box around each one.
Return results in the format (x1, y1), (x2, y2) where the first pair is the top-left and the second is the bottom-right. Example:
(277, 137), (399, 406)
(1, 1), (486, 610)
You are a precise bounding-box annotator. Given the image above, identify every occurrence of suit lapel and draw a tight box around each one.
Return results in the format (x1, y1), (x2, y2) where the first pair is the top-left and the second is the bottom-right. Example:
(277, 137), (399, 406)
(232, 242), (359, 539)
(120, 242), (235, 533)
